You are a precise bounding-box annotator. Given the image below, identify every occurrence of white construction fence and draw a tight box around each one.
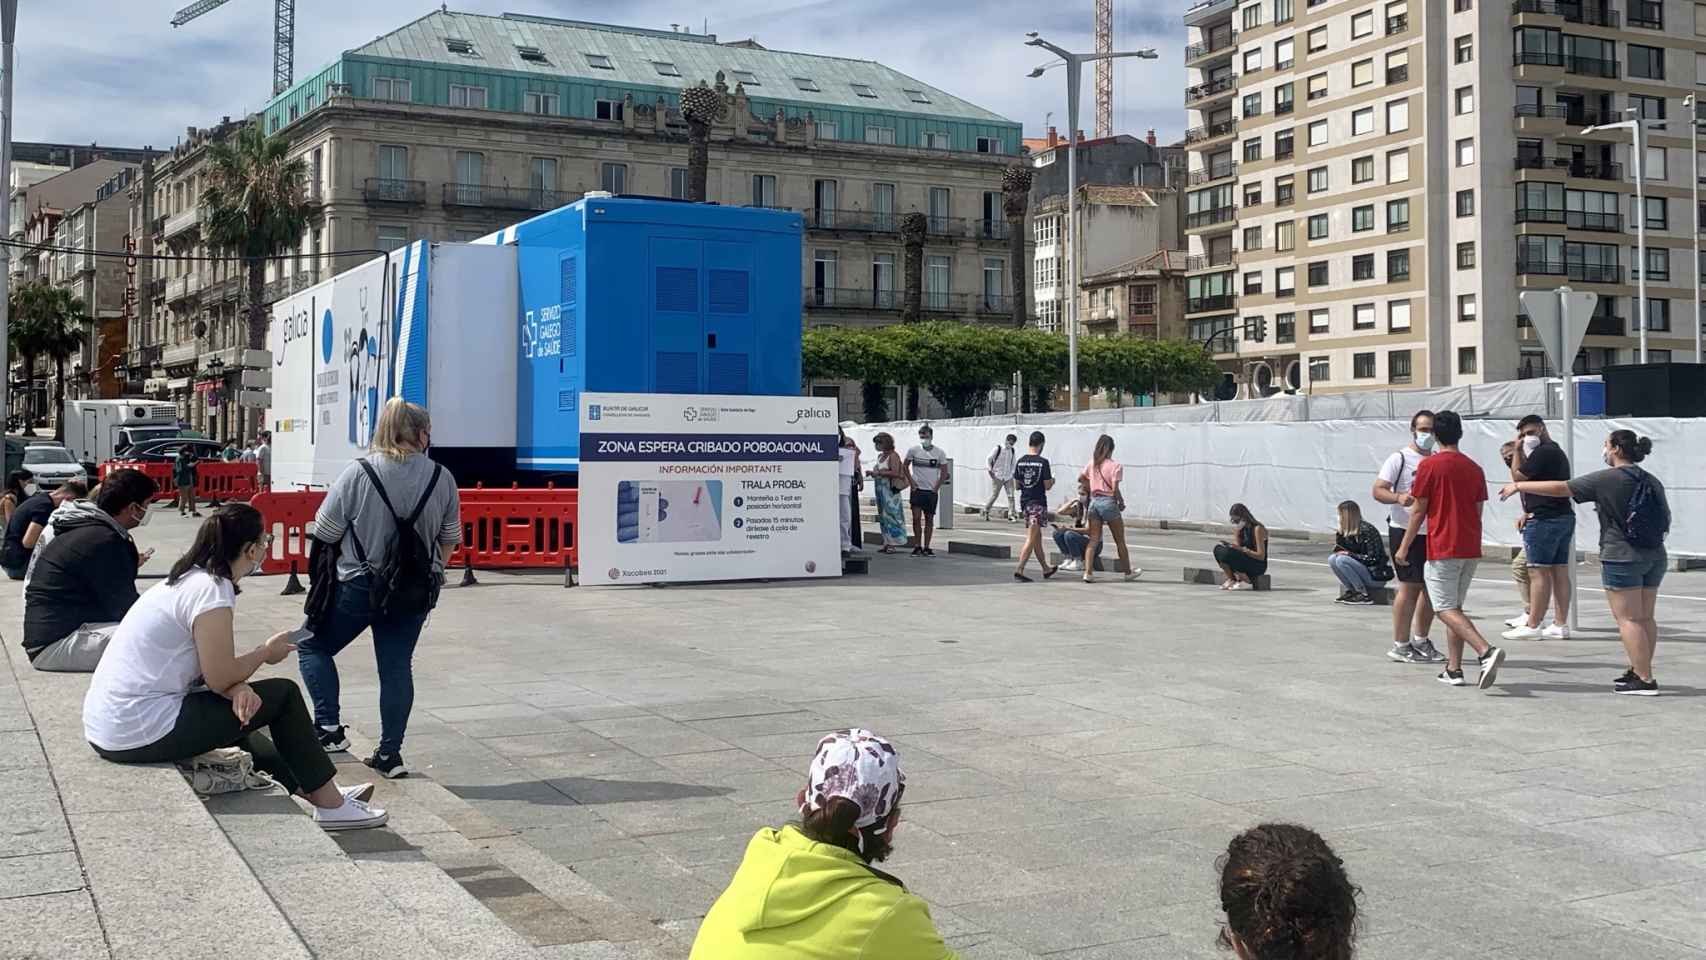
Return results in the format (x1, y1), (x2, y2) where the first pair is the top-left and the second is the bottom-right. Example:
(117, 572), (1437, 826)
(848, 414), (1703, 558)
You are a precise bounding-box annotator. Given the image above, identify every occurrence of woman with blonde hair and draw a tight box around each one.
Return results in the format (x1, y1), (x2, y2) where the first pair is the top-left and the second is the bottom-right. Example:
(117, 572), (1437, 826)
(866, 432), (909, 553)
(298, 398), (463, 778)
(1079, 434), (1141, 583)
(1328, 500), (1392, 606)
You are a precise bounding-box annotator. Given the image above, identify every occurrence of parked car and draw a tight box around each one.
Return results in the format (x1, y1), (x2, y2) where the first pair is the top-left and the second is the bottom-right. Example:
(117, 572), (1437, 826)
(22, 444), (89, 489)
(114, 437), (226, 463)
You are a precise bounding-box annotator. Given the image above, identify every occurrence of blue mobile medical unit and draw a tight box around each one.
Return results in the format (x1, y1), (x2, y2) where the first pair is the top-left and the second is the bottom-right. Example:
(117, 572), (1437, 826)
(483, 197), (804, 475)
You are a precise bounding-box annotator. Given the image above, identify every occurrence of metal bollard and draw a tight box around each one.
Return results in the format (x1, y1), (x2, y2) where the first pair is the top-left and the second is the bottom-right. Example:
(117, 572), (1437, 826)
(937, 457), (954, 530)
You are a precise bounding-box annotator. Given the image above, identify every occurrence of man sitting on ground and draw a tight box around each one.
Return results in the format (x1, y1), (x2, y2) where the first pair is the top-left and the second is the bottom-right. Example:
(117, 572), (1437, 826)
(21, 469), (157, 672)
(1, 481), (85, 580)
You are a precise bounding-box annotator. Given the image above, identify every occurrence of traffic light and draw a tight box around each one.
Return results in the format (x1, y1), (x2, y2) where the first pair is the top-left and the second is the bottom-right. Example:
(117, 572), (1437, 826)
(1249, 316), (1268, 343)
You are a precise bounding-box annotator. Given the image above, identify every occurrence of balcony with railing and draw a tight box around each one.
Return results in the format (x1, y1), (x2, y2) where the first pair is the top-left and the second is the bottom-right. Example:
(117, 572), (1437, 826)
(1186, 253), (1238, 271)
(926, 216), (966, 238)
(1516, 104), (1569, 120)
(1565, 55), (1618, 78)
(1586, 313), (1625, 336)
(1510, 0), (1620, 27)
(363, 177), (426, 204)
(923, 292), (969, 314)
(165, 275), (188, 302)
(1184, 119), (1238, 144)
(261, 270), (325, 304)
(1185, 76), (1238, 105)
(1516, 257), (1622, 283)
(442, 183), (570, 211)
(1185, 31), (1238, 63)
(805, 208), (898, 233)
(1515, 207), (1623, 232)
(162, 341), (199, 367)
(162, 207), (199, 239)
(804, 287), (900, 311)
(1188, 162), (1238, 185)
(1186, 293), (1237, 314)
(974, 219), (1011, 242)
(1185, 206), (1237, 230)
(1515, 155), (1623, 181)
(975, 294), (1016, 316)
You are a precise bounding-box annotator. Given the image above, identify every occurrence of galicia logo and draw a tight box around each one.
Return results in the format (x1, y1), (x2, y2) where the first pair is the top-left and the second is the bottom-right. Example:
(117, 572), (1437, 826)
(320, 309), (334, 364)
(786, 408), (832, 425)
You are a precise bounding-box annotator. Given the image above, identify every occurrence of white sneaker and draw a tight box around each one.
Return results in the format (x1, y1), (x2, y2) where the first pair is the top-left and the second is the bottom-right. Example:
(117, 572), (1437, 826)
(1502, 624), (1544, 641)
(1124, 567), (1144, 582)
(340, 782), (375, 803)
(1505, 613), (1531, 628)
(1059, 559), (1082, 571)
(314, 796), (388, 832)
(1541, 623), (1570, 640)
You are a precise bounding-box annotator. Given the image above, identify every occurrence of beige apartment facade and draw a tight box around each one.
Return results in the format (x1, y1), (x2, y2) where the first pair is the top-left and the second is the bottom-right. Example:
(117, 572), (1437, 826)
(1185, 0), (1705, 397)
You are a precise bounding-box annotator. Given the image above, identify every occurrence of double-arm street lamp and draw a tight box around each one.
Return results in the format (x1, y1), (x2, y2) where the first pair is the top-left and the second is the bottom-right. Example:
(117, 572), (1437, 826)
(1024, 33), (1157, 412)
(1582, 108), (1665, 363)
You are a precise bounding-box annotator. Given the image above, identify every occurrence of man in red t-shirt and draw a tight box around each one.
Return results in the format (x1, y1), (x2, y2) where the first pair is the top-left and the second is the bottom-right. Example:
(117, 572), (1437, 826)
(1396, 410), (1507, 690)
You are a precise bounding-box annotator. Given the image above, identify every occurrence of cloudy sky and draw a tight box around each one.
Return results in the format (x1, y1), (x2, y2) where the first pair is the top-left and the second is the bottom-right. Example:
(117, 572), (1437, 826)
(12, 0), (1191, 149)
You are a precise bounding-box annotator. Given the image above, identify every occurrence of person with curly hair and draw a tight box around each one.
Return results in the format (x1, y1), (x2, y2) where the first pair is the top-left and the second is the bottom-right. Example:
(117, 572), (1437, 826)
(1218, 823), (1360, 960)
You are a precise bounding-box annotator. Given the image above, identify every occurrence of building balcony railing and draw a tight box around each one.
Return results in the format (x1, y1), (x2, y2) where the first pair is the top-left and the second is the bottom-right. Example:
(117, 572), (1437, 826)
(441, 183), (570, 211)
(1515, 155), (1623, 180)
(165, 275), (188, 302)
(1186, 206), (1237, 229)
(1187, 294), (1236, 314)
(1587, 314), (1626, 336)
(1514, 50), (1565, 69)
(363, 177), (426, 204)
(1566, 55), (1619, 78)
(1185, 119), (1238, 144)
(162, 342), (199, 367)
(1510, 0), (1620, 28)
(1186, 76), (1238, 105)
(162, 208), (199, 239)
(976, 294), (1017, 315)
(1189, 163), (1239, 185)
(1185, 31), (1238, 62)
(1186, 254), (1237, 271)
(261, 270), (325, 304)
(1515, 103), (1569, 120)
(1515, 207), (1623, 232)
(925, 215), (966, 238)
(923, 292), (969, 314)
(806, 208), (898, 233)
(974, 219), (1011, 242)
(805, 287), (900, 310)
(1516, 258), (1622, 283)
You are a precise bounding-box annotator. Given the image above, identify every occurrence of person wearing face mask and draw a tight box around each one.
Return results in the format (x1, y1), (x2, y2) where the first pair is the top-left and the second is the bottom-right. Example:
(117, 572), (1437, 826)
(1502, 429), (1670, 695)
(83, 503), (387, 831)
(1503, 415), (1573, 641)
(1, 469), (35, 527)
(982, 433), (1019, 523)
(903, 425), (946, 557)
(1, 472), (64, 579)
(1371, 410), (1445, 665)
(20, 471), (156, 672)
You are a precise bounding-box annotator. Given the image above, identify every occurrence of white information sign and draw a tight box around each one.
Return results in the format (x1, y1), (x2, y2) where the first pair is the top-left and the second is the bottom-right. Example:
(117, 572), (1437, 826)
(578, 393), (841, 585)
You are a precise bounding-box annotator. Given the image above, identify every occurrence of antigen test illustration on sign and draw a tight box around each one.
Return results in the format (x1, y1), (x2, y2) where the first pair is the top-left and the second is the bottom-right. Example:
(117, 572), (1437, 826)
(616, 481), (724, 544)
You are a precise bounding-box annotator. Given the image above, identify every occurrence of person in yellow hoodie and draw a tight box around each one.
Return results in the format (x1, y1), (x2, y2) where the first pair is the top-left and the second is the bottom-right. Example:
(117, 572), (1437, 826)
(690, 728), (957, 960)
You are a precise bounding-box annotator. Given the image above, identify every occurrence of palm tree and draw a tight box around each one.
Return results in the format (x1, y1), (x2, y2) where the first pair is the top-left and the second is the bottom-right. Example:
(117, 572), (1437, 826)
(200, 122), (313, 438)
(6, 280), (50, 435)
(899, 213), (927, 324)
(681, 81), (721, 202)
(38, 287), (88, 444)
(1001, 162), (1033, 328)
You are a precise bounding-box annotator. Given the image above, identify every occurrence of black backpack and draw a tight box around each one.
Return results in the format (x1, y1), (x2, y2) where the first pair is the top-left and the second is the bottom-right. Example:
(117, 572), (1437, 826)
(1619, 467), (1668, 550)
(350, 459), (444, 619)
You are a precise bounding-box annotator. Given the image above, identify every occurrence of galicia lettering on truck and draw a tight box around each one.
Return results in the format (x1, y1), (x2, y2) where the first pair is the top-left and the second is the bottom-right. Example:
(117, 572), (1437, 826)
(583, 434), (838, 461)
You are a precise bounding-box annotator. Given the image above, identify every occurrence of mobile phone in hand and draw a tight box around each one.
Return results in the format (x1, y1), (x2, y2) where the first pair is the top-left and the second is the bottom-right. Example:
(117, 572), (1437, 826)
(285, 619), (315, 645)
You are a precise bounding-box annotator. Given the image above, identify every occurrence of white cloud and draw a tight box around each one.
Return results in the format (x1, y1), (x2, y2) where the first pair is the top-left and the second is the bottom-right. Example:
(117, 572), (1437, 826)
(12, 1), (1189, 148)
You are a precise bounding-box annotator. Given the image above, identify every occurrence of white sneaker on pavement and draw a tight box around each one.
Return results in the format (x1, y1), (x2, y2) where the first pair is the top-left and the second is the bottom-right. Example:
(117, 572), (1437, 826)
(1504, 613), (1531, 628)
(314, 796), (388, 832)
(1502, 624), (1544, 641)
(1541, 623), (1570, 640)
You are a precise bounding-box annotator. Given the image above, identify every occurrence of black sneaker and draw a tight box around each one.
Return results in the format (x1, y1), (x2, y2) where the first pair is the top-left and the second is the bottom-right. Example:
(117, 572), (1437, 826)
(1334, 590), (1354, 604)
(1347, 592), (1376, 605)
(363, 751), (409, 779)
(923, 548), (936, 557)
(1437, 668), (1466, 686)
(1476, 646), (1507, 690)
(1614, 668), (1638, 684)
(317, 725), (350, 753)
(1614, 675), (1660, 696)
(910, 546), (923, 556)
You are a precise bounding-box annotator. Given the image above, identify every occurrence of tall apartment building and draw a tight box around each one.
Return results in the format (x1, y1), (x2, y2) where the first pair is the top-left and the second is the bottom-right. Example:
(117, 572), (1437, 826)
(1184, 0), (1703, 397)
(127, 11), (1024, 426)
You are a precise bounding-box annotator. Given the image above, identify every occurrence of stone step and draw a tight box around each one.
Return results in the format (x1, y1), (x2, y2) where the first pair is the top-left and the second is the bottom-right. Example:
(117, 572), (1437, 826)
(1183, 567), (1272, 590)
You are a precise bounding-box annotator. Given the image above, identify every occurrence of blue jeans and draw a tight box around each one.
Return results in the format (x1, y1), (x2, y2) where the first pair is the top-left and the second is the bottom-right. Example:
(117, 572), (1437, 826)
(296, 575), (429, 756)
(1521, 515), (1576, 567)
(1329, 554), (1375, 592)
(1053, 528), (1103, 564)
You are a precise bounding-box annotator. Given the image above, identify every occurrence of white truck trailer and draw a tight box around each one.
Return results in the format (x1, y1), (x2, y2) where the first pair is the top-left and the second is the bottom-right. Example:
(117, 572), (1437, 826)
(66, 399), (181, 464)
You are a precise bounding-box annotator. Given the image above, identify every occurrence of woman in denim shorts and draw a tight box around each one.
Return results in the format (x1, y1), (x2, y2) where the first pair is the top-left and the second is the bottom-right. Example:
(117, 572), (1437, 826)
(1078, 435), (1141, 583)
(1502, 429), (1670, 695)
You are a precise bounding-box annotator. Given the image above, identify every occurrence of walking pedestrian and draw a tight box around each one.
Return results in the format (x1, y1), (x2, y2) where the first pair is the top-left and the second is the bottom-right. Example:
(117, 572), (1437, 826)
(1010, 431), (1058, 582)
(1079, 434), (1140, 582)
(983, 433), (1018, 522)
(1329, 500), (1392, 605)
(866, 433), (909, 554)
(1396, 410), (1506, 690)
(1213, 503), (1269, 589)
(903, 425), (945, 557)
(174, 444), (202, 518)
(297, 399), (462, 778)
(1372, 410), (1444, 664)
(1501, 429), (1670, 695)
(1502, 415), (1573, 641)
(255, 431), (272, 491)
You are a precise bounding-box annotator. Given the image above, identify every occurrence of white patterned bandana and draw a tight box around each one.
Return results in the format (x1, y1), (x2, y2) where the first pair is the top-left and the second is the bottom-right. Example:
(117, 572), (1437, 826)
(801, 728), (905, 831)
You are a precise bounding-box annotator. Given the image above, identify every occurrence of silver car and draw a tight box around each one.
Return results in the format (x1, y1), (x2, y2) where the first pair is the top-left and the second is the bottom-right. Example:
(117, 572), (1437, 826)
(22, 444), (88, 490)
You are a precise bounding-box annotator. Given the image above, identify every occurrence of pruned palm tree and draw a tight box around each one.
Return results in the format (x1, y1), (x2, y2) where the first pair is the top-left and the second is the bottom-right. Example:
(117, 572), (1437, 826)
(899, 212), (927, 324)
(200, 122), (314, 438)
(1001, 162), (1033, 328)
(681, 81), (721, 202)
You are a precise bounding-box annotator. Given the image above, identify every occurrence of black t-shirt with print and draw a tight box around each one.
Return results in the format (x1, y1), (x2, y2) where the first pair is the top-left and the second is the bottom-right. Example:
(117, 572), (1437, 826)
(1519, 440), (1572, 519)
(1013, 454), (1052, 507)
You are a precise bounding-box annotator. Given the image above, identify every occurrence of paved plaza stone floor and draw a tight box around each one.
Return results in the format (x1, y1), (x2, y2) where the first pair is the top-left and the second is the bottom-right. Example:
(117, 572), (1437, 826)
(6, 506), (1706, 958)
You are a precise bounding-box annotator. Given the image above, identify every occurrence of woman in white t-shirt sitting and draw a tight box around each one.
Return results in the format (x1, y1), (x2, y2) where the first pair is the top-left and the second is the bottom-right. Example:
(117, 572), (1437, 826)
(83, 504), (387, 831)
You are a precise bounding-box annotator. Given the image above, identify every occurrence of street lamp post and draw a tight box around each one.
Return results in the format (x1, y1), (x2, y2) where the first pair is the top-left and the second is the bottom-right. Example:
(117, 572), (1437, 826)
(1025, 33), (1157, 413)
(1582, 110), (1665, 363)
(1689, 95), (1703, 364)
(0, 1), (17, 432)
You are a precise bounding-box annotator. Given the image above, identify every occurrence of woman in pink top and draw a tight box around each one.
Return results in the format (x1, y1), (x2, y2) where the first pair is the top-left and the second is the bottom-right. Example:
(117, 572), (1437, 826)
(1078, 435), (1141, 583)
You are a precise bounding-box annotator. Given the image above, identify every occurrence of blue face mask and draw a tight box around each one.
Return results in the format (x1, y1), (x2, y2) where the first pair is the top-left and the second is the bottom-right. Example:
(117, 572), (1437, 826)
(1414, 431), (1436, 452)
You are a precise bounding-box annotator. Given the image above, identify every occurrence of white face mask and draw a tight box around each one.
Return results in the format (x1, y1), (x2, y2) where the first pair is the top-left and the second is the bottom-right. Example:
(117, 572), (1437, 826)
(132, 505), (151, 528)
(1522, 435), (1542, 455)
(22, 482), (37, 496)
(1414, 431), (1436, 452)
(1603, 448), (1616, 467)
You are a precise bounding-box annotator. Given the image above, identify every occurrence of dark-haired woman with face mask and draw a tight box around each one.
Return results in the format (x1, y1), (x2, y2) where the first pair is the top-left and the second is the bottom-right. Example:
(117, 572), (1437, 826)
(1502, 429), (1671, 695)
(83, 504), (387, 830)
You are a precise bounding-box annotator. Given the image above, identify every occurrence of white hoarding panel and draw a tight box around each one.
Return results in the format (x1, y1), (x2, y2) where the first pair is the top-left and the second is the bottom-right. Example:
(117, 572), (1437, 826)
(579, 393), (840, 585)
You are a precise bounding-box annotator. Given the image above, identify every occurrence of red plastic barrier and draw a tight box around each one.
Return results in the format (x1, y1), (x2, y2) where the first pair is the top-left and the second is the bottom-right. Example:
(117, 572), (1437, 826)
(252, 490), (327, 575)
(98, 461), (177, 501)
(196, 462), (260, 503)
(448, 492), (578, 570)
